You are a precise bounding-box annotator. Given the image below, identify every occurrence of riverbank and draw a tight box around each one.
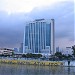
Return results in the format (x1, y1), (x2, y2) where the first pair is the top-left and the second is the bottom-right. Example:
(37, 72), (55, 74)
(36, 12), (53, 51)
(0, 59), (63, 66)
(0, 59), (75, 66)
(63, 60), (75, 67)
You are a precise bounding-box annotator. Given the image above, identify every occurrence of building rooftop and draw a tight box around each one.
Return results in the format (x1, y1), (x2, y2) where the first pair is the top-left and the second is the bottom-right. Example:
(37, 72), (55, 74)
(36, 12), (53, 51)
(35, 19), (45, 21)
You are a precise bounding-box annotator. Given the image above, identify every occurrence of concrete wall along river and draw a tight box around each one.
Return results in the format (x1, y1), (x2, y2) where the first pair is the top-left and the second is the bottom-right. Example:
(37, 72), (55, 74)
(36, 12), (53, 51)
(0, 59), (63, 66)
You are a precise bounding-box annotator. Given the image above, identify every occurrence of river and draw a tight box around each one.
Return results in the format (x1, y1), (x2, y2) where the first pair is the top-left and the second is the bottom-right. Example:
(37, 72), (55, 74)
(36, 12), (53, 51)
(0, 63), (75, 75)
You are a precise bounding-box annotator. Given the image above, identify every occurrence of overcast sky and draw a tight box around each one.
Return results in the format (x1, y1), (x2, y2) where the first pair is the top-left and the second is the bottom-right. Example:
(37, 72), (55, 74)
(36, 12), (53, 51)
(0, 0), (74, 49)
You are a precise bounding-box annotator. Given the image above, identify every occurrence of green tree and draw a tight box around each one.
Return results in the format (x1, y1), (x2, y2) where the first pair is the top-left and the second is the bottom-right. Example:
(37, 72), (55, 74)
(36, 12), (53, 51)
(25, 53), (42, 58)
(55, 52), (62, 60)
(22, 54), (26, 58)
(26, 53), (32, 58)
(12, 52), (14, 55)
(62, 54), (68, 60)
(37, 54), (42, 58)
(72, 46), (75, 57)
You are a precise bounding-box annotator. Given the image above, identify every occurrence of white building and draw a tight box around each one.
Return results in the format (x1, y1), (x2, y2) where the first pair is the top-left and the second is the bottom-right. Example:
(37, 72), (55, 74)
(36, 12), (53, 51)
(62, 47), (73, 55)
(0, 48), (14, 55)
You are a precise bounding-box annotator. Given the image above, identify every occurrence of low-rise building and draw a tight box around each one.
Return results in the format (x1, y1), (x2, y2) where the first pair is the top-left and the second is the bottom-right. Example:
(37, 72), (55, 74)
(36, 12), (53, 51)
(0, 48), (14, 55)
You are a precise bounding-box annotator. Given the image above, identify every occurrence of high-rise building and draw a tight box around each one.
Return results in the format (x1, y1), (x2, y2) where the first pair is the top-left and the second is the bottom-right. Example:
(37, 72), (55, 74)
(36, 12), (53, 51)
(23, 19), (55, 55)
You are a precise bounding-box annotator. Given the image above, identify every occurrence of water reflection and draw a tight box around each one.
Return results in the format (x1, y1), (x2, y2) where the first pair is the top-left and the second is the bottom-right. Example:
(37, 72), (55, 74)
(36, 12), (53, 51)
(68, 67), (70, 75)
(0, 64), (75, 75)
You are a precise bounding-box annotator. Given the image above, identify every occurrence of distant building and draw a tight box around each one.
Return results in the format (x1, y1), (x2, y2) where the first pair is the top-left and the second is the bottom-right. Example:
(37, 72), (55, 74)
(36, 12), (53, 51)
(19, 43), (23, 53)
(23, 19), (55, 55)
(62, 47), (73, 55)
(0, 48), (14, 55)
(13, 48), (19, 53)
(56, 47), (59, 52)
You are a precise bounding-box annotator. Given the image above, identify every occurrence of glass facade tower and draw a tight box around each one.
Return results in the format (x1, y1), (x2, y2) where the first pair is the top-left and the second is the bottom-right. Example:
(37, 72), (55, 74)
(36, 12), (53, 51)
(23, 19), (55, 55)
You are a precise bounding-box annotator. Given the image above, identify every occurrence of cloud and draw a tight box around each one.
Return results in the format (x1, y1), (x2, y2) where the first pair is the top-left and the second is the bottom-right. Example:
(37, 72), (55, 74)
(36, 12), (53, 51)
(27, 1), (74, 47)
(0, 0), (58, 13)
(0, 1), (74, 48)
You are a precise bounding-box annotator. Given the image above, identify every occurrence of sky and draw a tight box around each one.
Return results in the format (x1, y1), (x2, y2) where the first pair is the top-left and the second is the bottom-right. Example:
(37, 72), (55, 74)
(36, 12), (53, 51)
(0, 0), (74, 49)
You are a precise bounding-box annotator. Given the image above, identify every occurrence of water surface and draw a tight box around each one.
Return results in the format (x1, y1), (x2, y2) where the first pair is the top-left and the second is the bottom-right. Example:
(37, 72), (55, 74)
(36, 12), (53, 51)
(0, 64), (75, 75)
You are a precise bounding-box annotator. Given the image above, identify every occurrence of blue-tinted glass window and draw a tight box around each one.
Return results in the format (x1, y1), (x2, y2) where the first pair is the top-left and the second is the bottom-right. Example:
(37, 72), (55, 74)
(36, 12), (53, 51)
(43, 22), (46, 49)
(28, 24), (31, 49)
(35, 22), (38, 53)
(25, 26), (28, 46)
(46, 23), (51, 46)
